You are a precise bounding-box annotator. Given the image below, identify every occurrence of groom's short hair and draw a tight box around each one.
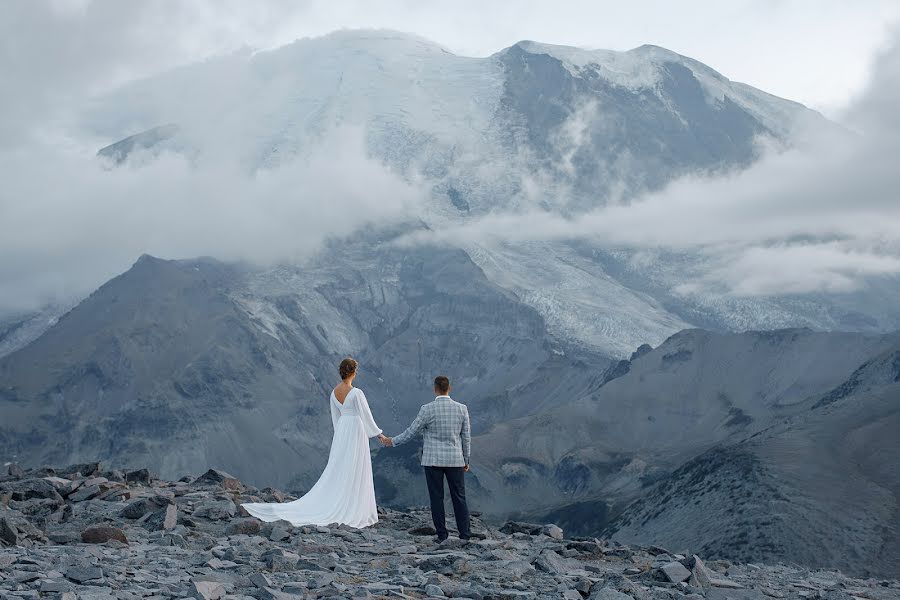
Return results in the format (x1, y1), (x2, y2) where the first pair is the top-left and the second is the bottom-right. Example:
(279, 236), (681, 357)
(434, 376), (450, 394)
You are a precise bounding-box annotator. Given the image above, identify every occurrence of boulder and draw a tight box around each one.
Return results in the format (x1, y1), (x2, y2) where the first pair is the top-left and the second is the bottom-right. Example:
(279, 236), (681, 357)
(68, 485), (101, 502)
(142, 503), (178, 531)
(188, 581), (226, 600)
(226, 518), (261, 536)
(81, 525), (128, 544)
(542, 524), (564, 540)
(0, 510), (45, 545)
(193, 499), (236, 520)
(0, 478), (64, 503)
(192, 469), (242, 490)
(499, 521), (543, 535)
(689, 554), (713, 588)
(119, 495), (172, 519)
(533, 549), (575, 574)
(65, 565), (104, 583)
(125, 468), (151, 484)
(408, 524), (438, 536)
(660, 561), (692, 583)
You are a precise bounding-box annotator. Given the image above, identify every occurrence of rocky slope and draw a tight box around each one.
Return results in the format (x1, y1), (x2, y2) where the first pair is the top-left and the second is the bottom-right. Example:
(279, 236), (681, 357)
(0, 246), (611, 491)
(2, 463), (898, 600)
(2, 248), (899, 576)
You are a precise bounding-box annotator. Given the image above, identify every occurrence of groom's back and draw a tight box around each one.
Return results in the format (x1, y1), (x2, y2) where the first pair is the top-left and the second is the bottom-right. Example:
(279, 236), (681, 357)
(420, 396), (469, 467)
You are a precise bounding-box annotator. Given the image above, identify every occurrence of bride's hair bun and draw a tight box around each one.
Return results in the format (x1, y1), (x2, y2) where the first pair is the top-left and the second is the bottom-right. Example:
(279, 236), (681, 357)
(339, 357), (358, 380)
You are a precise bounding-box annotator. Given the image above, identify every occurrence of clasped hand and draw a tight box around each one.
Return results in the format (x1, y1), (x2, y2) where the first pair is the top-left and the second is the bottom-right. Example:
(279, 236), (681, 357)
(377, 434), (393, 447)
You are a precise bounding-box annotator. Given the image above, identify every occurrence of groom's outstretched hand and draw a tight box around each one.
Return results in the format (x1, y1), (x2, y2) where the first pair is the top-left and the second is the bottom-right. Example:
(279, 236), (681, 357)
(377, 434), (393, 447)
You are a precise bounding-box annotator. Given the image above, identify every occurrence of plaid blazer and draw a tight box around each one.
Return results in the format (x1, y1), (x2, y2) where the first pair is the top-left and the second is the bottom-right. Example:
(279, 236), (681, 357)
(392, 396), (471, 467)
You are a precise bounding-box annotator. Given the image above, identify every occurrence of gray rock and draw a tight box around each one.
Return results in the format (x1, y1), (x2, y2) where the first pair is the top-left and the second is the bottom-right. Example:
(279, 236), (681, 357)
(68, 485), (101, 502)
(193, 499), (236, 520)
(248, 572), (273, 588)
(689, 554), (713, 588)
(192, 469), (242, 491)
(660, 561), (692, 583)
(542, 524), (564, 540)
(425, 583), (446, 597)
(142, 504), (177, 531)
(588, 589), (634, 600)
(81, 525), (128, 544)
(119, 495), (171, 519)
(533, 549), (574, 574)
(125, 468), (151, 484)
(65, 565), (104, 583)
(226, 518), (261, 536)
(188, 581), (226, 600)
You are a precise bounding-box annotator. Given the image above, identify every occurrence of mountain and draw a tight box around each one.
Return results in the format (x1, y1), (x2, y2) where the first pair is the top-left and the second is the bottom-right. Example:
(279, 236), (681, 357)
(67, 29), (899, 361)
(3, 251), (897, 576)
(452, 329), (897, 578)
(4, 30), (899, 577)
(0, 243), (611, 491)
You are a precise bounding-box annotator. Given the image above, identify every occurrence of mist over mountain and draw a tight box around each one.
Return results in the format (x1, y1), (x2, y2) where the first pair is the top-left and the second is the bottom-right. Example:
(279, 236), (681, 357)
(2, 29), (900, 579)
(6, 30), (899, 359)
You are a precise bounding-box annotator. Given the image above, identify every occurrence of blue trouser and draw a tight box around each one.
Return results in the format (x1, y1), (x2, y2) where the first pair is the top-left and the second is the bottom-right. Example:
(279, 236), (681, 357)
(424, 465), (471, 540)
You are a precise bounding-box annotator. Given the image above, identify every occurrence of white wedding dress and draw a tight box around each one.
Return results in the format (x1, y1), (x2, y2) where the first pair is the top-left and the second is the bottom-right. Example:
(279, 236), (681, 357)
(242, 387), (383, 528)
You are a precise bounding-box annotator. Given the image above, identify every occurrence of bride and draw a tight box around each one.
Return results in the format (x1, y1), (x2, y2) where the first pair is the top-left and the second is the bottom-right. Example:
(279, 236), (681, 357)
(242, 357), (388, 528)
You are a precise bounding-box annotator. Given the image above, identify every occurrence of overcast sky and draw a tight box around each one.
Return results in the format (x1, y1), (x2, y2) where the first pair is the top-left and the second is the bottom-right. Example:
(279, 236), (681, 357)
(1, 1), (899, 313)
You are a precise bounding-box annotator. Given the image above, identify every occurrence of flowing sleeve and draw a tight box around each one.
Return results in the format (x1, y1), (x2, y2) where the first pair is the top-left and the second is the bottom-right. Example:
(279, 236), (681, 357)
(330, 395), (340, 432)
(355, 389), (383, 438)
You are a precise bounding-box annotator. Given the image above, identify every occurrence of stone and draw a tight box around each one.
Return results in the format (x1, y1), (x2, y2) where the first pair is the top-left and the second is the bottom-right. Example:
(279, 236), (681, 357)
(425, 583), (446, 597)
(263, 549), (300, 572)
(534, 549), (573, 574)
(660, 561), (692, 583)
(249, 572), (273, 588)
(81, 525), (128, 544)
(226, 518), (261, 536)
(65, 565), (104, 583)
(188, 580), (226, 600)
(710, 577), (744, 589)
(589, 589), (633, 600)
(409, 524), (438, 536)
(542, 524), (564, 540)
(68, 484), (102, 502)
(193, 499), (236, 520)
(499, 521), (543, 535)
(269, 525), (290, 541)
(689, 554), (713, 588)
(192, 469), (242, 490)
(119, 495), (171, 519)
(257, 588), (304, 600)
(142, 504), (178, 531)
(39, 578), (74, 593)
(0, 478), (64, 503)
(0, 510), (45, 545)
(125, 468), (151, 484)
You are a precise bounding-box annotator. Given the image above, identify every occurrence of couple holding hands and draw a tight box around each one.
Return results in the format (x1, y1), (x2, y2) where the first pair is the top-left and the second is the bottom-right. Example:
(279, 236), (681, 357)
(244, 358), (472, 543)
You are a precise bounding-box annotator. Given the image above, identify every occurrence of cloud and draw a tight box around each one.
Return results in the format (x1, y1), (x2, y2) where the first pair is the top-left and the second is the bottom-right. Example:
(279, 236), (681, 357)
(398, 33), (900, 297)
(0, 126), (420, 313)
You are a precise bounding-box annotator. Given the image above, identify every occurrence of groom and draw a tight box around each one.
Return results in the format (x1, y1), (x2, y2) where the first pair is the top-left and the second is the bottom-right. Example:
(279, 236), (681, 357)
(381, 375), (472, 542)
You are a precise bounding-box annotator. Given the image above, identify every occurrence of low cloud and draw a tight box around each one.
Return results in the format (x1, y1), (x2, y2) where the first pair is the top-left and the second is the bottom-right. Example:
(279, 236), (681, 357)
(0, 127), (420, 313)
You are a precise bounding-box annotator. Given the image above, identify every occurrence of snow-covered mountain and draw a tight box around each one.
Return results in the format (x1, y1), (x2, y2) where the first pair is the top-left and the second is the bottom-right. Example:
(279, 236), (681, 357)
(76, 30), (900, 359)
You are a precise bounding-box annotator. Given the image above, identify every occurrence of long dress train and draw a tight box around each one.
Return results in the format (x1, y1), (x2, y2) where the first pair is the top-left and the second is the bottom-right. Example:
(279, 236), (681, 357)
(242, 387), (383, 528)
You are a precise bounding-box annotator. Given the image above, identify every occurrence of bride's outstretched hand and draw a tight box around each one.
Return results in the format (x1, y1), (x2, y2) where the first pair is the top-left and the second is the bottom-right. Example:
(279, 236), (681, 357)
(377, 434), (393, 447)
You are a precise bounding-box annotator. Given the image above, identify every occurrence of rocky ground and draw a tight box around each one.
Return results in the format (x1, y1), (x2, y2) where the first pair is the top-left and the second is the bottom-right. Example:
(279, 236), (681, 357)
(1, 464), (898, 600)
